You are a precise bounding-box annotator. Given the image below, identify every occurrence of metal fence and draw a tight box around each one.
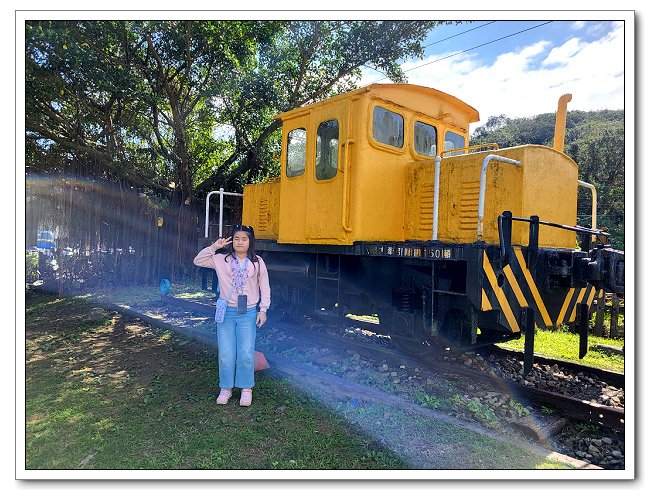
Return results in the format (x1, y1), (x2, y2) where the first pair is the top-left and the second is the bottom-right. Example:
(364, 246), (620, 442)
(26, 174), (201, 292)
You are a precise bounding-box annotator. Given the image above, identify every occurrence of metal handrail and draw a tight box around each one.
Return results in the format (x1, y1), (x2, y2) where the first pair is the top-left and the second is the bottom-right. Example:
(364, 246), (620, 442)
(477, 155), (522, 240)
(509, 215), (609, 237)
(204, 188), (244, 239)
(341, 139), (355, 233)
(432, 155), (441, 240)
(497, 210), (611, 270)
(432, 151), (516, 241)
(441, 143), (499, 157)
(578, 179), (598, 235)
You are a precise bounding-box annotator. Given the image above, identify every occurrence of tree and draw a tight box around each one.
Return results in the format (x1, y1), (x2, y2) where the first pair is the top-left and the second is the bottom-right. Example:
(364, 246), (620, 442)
(26, 20), (283, 202)
(194, 20), (452, 196)
(472, 114), (512, 138)
(26, 20), (451, 280)
(26, 21), (154, 185)
(27, 20), (447, 200)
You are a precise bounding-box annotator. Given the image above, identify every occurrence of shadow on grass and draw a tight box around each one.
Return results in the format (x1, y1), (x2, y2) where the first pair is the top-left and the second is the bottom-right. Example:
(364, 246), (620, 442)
(25, 289), (572, 472)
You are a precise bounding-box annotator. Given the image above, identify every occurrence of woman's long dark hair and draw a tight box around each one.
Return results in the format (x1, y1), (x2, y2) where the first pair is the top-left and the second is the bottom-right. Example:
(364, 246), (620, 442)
(224, 224), (260, 273)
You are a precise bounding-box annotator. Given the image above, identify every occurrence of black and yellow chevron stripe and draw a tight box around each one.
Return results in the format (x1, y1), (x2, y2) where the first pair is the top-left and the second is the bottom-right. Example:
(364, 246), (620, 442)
(480, 247), (601, 333)
(556, 284), (603, 325)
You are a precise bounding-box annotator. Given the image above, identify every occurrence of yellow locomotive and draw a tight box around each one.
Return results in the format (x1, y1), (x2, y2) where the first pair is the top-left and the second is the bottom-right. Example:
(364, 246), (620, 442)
(236, 83), (623, 360)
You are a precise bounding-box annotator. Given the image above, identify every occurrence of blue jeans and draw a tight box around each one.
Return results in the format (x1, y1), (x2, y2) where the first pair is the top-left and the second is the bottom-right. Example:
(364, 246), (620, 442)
(216, 306), (257, 389)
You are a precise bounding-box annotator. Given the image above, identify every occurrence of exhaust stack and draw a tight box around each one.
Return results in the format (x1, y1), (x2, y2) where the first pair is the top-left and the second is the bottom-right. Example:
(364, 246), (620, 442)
(553, 94), (572, 153)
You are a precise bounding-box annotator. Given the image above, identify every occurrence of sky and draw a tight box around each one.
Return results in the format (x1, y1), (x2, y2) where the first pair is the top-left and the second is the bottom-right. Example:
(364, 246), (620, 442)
(359, 19), (626, 132)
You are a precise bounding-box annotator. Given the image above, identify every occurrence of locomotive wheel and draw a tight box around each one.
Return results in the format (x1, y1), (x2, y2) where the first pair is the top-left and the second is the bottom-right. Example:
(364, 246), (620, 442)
(475, 327), (520, 345)
(384, 308), (433, 356)
(271, 284), (305, 323)
(440, 309), (474, 348)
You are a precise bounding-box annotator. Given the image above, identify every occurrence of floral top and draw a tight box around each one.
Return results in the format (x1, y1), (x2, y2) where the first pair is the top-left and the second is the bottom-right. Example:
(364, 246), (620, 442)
(193, 247), (271, 312)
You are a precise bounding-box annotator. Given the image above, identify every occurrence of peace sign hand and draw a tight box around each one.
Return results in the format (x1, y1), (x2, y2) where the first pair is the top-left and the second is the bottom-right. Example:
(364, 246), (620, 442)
(212, 237), (232, 250)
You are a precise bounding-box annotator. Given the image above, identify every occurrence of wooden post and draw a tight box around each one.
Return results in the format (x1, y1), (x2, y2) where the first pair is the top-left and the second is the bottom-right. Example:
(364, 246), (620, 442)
(153, 214), (160, 284)
(144, 206), (152, 284)
(609, 294), (620, 338)
(595, 291), (605, 337)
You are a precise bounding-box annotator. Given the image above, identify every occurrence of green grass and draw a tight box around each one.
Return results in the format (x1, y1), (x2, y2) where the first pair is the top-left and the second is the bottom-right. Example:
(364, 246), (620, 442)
(328, 402), (571, 470)
(25, 292), (408, 470)
(25, 291), (572, 470)
(497, 327), (624, 372)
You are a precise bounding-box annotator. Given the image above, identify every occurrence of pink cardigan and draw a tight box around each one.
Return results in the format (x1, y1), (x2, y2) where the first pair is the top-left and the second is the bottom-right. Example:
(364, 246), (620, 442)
(193, 246), (271, 312)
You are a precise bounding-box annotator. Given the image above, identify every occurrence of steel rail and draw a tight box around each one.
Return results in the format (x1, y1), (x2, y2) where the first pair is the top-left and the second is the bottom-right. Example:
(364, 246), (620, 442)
(503, 381), (625, 432)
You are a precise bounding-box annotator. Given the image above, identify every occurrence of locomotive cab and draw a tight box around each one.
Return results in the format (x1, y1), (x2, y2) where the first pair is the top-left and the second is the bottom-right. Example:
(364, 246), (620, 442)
(243, 83), (479, 245)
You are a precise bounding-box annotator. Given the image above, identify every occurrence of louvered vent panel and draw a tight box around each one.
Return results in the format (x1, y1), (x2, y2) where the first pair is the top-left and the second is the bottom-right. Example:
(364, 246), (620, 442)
(258, 199), (269, 231)
(459, 181), (481, 231)
(418, 183), (434, 232)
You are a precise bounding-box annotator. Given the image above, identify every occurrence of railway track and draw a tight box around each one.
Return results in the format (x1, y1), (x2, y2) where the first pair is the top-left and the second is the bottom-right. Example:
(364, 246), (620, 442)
(160, 295), (624, 433)
(277, 317), (625, 433)
(482, 345), (625, 389)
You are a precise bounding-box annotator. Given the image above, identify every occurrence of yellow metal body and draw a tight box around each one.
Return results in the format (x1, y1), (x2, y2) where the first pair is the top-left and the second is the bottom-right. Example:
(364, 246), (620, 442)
(405, 146), (578, 247)
(242, 177), (280, 240)
(242, 83), (579, 249)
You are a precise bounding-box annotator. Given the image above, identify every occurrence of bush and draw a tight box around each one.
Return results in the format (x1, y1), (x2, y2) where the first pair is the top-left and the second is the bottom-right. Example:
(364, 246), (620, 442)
(26, 251), (39, 286)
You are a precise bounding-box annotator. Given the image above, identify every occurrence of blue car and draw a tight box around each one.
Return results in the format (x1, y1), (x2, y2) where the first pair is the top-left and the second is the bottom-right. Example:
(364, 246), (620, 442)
(36, 230), (56, 254)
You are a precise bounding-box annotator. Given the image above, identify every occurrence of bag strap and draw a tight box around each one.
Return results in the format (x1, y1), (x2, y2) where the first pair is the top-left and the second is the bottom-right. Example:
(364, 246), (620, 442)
(224, 283), (236, 301)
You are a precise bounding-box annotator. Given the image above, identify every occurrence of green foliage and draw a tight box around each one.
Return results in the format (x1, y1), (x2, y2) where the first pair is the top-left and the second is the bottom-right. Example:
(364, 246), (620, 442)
(448, 394), (464, 406)
(26, 251), (39, 285)
(26, 21), (159, 186)
(465, 399), (500, 427)
(472, 109), (625, 248)
(414, 391), (443, 410)
(26, 20), (280, 199)
(540, 406), (556, 415)
(26, 20), (448, 203)
(505, 399), (530, 418)
(574, 421), (601, 436)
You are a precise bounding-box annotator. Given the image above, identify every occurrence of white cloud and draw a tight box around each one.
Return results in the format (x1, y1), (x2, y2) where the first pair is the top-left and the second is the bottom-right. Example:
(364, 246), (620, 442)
(360, 22), (624, 132)
(543, 37), (581, 65)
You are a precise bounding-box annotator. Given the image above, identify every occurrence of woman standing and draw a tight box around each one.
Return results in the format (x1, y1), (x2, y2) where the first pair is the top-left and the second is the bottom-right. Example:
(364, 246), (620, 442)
(193, 224), (270, 407)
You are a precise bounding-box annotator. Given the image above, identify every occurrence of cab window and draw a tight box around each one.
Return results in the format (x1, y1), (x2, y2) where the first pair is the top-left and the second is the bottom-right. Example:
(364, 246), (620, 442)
(372, 106), (404, 148)
(443, 131), (466, 156)
(286, 128), (307, 177)
(414, 121), (437, 156)
(315, 120), (339, 180)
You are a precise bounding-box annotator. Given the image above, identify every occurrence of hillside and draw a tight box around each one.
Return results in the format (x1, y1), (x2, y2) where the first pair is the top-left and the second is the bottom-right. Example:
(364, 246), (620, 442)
(471, 110), (625, 249)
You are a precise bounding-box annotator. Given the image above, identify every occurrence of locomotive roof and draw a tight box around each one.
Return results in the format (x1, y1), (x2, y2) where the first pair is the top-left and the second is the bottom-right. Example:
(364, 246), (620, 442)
(275, 83), (480, 123)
